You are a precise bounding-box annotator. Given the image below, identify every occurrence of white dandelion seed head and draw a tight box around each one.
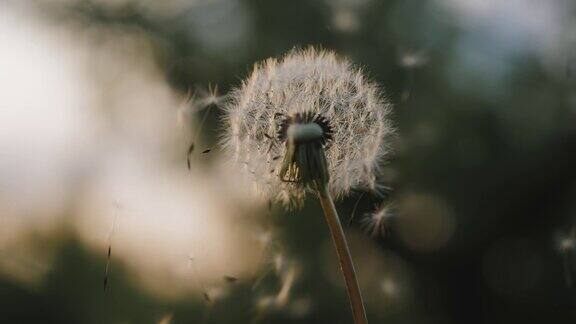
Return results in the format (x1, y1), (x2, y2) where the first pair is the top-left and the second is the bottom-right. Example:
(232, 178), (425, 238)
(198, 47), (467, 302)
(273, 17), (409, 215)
(221, 47), (394, 207)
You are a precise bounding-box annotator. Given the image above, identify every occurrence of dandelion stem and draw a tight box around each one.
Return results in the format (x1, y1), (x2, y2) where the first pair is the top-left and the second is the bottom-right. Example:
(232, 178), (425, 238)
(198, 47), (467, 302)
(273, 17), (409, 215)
(316, 182), (368, 324)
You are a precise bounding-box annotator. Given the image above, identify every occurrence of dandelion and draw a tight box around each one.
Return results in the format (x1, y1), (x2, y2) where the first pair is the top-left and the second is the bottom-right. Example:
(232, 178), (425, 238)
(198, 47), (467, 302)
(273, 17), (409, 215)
(557, 228), (576, 287)
(380, 278), (398, 296)
(398, 49), (429, 69)
(222, 48), (393, 207)
(180, 84), (224, 170)
(560, 236), (575, 252)
(361, 202), (396, 238)
(222, 47), (394, 324)
(324, 0), (368, 33)
(254, 260), (300, 322)
(398, 48), (429, 102)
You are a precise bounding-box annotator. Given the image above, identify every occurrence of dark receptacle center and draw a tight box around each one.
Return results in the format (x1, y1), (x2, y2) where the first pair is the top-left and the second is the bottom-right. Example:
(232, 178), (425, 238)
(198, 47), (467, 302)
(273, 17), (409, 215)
(277, 112), (333, 185)
(277, 112), (333, 146)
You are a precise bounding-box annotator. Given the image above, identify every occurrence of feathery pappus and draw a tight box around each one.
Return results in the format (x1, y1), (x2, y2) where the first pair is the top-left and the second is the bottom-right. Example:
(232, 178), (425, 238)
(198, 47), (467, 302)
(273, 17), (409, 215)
(221, 47), (394, 207)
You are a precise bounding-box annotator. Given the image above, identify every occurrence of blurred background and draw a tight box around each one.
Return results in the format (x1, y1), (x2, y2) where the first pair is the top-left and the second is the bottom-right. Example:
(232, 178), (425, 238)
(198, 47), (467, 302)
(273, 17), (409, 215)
(0, 0), (575, 323)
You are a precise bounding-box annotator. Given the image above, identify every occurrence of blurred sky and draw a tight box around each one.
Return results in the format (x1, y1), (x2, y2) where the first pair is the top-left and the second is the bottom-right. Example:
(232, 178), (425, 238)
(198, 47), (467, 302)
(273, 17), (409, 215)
(0, 1), (261, 298)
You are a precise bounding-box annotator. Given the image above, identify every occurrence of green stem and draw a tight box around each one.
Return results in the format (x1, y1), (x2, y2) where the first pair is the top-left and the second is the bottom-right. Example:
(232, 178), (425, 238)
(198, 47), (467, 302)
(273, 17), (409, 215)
(316, 182), (368, 324)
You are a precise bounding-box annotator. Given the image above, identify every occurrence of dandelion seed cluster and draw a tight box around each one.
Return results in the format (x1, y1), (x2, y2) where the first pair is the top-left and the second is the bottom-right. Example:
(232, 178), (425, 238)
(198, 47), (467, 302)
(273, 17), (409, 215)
(222, 48), (394, 206)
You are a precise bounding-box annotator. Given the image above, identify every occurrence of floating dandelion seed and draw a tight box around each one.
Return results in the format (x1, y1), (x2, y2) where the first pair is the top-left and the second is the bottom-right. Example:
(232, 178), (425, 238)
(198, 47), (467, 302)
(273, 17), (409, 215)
(103, 202), (121, 291)
(348, 192), (366, 226)
(380, 278), (399, 297)
(254, 261), (300, 322)
(557, 229), (576, 287)
(273, 253), (286, 274)
(288, 297), (313, 318)
(187, 255), (212, 303)
(251, 229), (280, 290)
(222, 47), (394, 324)
(196, 83), (225, 108)
(183, 84), (223, 170)
(256, 294), (276, 310)
(361, 203), (396, 238)
(398, 49), (429, 69)
(560, 236), (575, 252)
(398, 48), (428, 103)
(276, 263), (298, 307)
